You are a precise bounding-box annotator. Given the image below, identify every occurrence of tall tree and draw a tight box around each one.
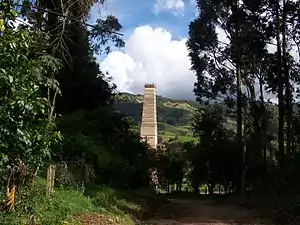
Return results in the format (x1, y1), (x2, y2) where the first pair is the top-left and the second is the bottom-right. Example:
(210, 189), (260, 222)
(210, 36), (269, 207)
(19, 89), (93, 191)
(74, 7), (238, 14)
(17, 0), (124, 112)
(187, 0), (270, 193)
(189, 104), (237, 194)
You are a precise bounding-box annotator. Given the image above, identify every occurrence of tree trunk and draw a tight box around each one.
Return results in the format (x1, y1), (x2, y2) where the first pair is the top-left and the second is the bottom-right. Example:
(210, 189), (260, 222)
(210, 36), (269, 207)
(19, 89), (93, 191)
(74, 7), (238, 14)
(259, 75), (268, 190)
(208, 184), (214, 195)
(233, 0), (243, 195)
(275, 0), (285, 170)
(282, 0), (292, 163)
(193, 182), (199, 196)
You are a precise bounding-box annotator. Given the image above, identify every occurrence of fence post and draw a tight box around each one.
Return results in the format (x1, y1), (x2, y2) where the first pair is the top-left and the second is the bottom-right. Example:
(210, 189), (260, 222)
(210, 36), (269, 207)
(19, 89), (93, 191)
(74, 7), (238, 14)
(46, 164), (56, 196)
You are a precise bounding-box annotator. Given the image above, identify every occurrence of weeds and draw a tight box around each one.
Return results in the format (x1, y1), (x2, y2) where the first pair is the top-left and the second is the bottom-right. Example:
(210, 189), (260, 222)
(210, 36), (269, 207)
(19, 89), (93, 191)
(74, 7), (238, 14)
(0, 179), (159, 225)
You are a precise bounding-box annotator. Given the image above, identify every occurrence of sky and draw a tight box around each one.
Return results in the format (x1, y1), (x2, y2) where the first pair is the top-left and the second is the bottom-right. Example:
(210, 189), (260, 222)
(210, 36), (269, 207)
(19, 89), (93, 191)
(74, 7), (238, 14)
(88, 0), (199, 100)
(88, 0), (299, 102)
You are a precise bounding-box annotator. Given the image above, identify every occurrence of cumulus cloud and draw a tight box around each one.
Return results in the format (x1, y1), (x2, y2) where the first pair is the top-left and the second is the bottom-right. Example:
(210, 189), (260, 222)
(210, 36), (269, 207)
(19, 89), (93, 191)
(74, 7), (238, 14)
(189, 0), (199, 17)
(100, 24), (299, 102)
(153, 0), (185, 16)
(100, 25), (196, 100)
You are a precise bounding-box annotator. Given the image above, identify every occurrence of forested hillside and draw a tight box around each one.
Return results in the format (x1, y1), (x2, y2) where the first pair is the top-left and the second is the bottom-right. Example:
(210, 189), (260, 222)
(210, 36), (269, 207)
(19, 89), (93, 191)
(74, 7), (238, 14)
(114, 92), (198, 142)
(114, 92), (239, 142)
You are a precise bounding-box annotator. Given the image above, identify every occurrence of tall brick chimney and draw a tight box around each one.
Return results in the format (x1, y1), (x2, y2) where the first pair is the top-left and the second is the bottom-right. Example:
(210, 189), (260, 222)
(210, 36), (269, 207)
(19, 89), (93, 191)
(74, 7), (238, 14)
(140, 84), (158, 149)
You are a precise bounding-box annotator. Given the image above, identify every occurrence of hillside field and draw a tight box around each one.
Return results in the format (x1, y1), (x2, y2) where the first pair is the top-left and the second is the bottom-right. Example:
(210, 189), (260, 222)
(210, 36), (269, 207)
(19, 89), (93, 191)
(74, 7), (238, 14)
(113, 92), (198, 142)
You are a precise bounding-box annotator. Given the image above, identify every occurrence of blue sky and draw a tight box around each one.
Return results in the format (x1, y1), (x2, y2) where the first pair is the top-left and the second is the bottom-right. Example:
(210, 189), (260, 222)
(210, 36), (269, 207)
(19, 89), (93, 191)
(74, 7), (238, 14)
(89, 0), (197, 40)
(87, 0), (297, 102)
(88, 0), (199, 100)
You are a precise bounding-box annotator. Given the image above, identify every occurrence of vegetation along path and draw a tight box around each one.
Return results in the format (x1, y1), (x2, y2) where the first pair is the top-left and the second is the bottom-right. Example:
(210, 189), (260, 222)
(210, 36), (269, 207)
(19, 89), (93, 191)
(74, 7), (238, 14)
(145, 198), (273, 225)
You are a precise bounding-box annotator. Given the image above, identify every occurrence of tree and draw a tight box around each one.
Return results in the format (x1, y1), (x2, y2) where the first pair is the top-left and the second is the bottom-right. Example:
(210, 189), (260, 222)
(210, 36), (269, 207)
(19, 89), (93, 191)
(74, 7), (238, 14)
(0, 12), (61, 189)
(187, 0), (270, 193)
(13, 0), (124, 112)
(190, 104), (238, 195)
(154, 139), (186, 193)
(1, 1), (154, 192)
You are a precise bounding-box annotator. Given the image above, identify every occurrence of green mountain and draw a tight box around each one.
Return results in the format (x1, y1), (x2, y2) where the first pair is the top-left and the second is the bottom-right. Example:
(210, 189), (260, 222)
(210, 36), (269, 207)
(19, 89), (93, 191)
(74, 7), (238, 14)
(113, 93), (283, 144)
(113, 92), (199, 142)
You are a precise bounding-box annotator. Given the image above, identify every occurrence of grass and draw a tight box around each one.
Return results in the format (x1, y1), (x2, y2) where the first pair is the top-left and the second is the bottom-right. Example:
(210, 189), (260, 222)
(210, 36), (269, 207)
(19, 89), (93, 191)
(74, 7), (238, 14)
(115, 93), (199, 143)
(160, 123), (197, 142)
(0, 178), (160, 225)
(161, 134), (196, 142)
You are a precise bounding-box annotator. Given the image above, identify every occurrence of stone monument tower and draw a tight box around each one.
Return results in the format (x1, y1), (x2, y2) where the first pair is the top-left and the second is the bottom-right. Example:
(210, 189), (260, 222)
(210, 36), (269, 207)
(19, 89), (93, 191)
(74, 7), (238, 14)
(140, 84), (158, 149)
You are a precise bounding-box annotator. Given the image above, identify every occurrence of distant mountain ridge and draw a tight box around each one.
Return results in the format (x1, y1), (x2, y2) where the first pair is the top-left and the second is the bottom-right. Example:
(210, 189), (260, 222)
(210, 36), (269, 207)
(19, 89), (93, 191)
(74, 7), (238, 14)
(113, 92), (199, 142)
(113, 92), (284, 143)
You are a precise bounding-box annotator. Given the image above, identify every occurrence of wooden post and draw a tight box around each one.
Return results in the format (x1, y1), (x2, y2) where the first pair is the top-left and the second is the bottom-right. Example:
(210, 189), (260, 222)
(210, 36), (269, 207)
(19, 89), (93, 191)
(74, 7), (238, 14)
(7, 185), (16, 211)
(46, 164), (56, 196)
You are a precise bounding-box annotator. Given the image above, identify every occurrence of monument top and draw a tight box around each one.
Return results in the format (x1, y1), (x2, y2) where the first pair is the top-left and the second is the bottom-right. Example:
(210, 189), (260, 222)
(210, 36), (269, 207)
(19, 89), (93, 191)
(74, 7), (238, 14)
(144, 83), (156, 88)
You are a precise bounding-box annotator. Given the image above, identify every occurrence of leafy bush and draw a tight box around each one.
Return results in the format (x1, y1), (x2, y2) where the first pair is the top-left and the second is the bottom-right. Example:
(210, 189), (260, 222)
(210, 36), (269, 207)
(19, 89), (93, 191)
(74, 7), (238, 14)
(0, 22), (61, 188)
(0, 179), (158, 225)
(53, 107), (150, 189)
(0, 179), (91, 225)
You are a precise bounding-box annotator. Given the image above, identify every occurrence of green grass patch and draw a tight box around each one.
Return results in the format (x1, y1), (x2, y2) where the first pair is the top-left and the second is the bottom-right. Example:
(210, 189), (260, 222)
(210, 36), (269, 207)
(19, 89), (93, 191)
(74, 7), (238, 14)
(177, 135), (197, 142)
(161, 134), (197, 142)
(0, 179), (160, 225)
(160, 123), (197, 143)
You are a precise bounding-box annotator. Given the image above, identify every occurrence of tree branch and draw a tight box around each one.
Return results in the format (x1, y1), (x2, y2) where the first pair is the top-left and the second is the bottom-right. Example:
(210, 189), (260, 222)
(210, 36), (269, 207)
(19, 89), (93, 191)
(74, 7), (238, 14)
(15, 3), (123, 36)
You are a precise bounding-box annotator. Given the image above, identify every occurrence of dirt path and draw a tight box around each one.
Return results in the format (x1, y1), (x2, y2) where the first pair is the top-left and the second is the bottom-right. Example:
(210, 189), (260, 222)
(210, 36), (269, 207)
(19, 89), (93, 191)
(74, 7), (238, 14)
(145, 198), (274, 225)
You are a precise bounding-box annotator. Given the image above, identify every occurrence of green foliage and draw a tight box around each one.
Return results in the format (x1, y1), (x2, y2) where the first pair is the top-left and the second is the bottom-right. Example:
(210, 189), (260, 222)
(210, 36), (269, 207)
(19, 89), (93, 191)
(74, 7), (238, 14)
(154, 140), (187, 193)
(55, 27), (116, 113)
(160, 123), (196, 142)
(186, 0), (298, 196)
(115, 92), (197, 126)
(86, 186), (158, 217)
(0, 178), (90, 224)
(90, 15), (125, 55)
(54, 107), (150, 189)
(0, 1), (157, 224)
(114, 93), (239, 143)
(114, 92), (198, 142)
(0, 25), (61, 185)
(0, 178), (159, 225)
(180, 105), (239, 195)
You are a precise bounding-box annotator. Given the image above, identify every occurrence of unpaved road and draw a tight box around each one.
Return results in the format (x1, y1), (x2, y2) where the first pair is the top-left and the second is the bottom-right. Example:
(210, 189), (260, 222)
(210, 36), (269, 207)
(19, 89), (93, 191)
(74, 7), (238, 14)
(145, 198), (273, 225)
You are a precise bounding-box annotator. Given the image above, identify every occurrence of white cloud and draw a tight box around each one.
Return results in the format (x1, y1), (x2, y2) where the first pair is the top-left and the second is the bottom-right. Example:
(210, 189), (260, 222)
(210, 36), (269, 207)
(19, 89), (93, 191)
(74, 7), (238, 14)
(189, 0), (199, 17)
(100, 24), (300, 102)
(154, 0), (185, 16)
(100, 25), (196, 100)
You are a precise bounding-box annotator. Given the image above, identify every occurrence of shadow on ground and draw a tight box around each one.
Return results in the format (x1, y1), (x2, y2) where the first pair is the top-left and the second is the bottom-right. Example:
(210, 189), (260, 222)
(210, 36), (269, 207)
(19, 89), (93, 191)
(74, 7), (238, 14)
(144, 198), (273, 225)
